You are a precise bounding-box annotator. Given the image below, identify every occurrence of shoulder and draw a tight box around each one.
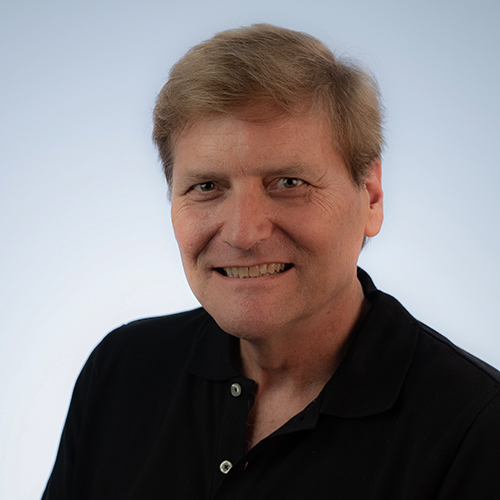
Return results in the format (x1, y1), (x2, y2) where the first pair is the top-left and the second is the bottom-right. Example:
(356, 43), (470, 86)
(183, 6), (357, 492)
(366, 276), (500, 392)
(362, 276), (500, 422)
(98, 307), (210, 349)
(413, 319), (500, 393)
(85, 307), (213, 379)
(375, 290), (500, 441)
(372, 287), (500, 476)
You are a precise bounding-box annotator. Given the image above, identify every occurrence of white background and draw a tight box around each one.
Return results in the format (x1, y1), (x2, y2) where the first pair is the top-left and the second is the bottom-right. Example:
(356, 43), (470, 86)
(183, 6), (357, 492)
(1, 0), (499, 498)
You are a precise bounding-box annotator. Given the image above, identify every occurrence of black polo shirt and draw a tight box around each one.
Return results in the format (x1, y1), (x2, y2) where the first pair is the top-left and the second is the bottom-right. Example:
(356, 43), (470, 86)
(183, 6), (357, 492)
(42, 270), (500, 499)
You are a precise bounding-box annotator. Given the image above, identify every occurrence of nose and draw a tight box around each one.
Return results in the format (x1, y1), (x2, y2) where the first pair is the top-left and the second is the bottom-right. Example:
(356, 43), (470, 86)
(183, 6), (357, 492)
(219, 188), (273, 251)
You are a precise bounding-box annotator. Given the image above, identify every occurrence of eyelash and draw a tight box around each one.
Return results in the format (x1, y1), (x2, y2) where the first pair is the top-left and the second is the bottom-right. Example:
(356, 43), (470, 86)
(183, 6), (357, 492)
(189, 177), (305, 195)
(193, 181), (216, 192)
(276, 177), (304, 189)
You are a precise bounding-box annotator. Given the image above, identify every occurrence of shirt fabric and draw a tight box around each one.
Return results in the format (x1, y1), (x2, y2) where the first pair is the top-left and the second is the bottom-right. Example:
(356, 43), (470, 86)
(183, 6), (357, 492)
(42, 269), (500, 499)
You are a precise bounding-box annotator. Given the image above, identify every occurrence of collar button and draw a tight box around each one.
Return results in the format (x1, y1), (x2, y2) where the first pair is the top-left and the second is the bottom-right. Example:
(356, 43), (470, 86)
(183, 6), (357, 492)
(230, 382), (242, 397)
(219, 460), (233, 474)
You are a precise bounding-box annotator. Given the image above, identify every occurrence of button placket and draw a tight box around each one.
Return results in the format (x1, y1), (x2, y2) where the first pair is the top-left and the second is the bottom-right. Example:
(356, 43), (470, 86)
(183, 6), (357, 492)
(213, 378), (254, 487)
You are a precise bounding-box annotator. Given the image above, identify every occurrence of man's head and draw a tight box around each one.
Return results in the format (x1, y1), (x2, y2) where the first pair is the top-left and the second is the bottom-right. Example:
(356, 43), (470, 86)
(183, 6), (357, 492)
(153, 23), (384, 189)
(158, 25), (384, 340)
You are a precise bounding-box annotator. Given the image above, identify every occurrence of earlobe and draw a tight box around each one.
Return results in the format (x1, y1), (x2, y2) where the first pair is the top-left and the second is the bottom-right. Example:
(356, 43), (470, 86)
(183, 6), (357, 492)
(363, 159), (384, 237)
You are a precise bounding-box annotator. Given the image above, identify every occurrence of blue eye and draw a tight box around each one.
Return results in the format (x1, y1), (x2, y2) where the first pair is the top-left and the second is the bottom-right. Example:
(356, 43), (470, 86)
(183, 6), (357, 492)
(278, 177), (303, 189)
(194, 181), (216, 192)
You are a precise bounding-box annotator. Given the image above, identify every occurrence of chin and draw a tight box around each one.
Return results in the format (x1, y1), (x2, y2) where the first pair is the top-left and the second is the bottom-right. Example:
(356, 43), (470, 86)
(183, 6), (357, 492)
(209, 310), (281, 342)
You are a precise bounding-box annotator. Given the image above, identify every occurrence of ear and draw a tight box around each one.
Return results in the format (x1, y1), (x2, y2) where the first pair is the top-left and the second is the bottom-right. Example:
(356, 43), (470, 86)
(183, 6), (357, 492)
(363, 159), (384, 237)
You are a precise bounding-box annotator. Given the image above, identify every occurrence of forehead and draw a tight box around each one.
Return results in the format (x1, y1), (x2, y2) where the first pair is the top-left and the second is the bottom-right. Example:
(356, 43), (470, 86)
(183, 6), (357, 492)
(173, 110), (339, 173)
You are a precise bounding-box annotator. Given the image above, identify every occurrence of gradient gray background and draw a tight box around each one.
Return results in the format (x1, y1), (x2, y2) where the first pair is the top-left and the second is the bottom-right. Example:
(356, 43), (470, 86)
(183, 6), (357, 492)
(1, 0), (499, 497)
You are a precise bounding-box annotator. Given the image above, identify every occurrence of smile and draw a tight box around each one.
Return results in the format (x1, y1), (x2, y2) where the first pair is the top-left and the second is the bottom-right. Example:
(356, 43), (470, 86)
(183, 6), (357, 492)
(217, 263), (292, 278)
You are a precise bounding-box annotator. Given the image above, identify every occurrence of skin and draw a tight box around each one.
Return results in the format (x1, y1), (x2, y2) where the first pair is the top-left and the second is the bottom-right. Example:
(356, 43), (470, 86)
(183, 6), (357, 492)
(171, 108), (383, 448)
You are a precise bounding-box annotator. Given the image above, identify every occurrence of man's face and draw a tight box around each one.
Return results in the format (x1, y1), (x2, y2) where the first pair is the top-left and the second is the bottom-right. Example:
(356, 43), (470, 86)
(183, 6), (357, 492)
(171, 109), (383, 340)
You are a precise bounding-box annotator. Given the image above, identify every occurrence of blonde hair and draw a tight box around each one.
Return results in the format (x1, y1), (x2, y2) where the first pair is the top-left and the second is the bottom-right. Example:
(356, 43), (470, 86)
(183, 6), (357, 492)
(153, 24), (384, 187)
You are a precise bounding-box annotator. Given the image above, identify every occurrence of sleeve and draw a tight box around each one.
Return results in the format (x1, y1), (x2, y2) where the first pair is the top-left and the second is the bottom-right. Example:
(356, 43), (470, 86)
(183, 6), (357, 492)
(41, 355), (98, 500)
(435, 385), (500, 499)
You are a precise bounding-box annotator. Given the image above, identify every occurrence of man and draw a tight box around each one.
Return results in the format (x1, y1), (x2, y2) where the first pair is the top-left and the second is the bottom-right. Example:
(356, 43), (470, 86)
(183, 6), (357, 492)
(42, 24), (500, 499)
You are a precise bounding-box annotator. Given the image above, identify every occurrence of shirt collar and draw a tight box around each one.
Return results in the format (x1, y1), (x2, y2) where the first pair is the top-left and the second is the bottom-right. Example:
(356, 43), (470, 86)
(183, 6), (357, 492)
(188, 268), (419, 418)
(188, 313), (241, 380)
(320, 269), (419, 417)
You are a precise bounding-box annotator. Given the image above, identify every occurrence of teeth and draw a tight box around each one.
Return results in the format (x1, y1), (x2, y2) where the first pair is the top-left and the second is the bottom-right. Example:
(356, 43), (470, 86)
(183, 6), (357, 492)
(249, 265), (259, 277)
(222, 263), (288, 278)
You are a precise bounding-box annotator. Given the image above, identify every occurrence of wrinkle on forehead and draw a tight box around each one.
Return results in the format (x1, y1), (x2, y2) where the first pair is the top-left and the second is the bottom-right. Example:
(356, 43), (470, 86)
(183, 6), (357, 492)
(173, 112), (347, 189)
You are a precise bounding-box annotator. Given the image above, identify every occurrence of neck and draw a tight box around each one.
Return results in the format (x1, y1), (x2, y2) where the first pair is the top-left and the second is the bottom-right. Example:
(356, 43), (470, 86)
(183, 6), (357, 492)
(239, 281), (369, 392)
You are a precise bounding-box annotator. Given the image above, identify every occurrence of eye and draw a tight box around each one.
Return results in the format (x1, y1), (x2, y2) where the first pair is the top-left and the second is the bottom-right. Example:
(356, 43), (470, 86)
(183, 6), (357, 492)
(277, 177), (304, 189)
(193, 181), (216, 192)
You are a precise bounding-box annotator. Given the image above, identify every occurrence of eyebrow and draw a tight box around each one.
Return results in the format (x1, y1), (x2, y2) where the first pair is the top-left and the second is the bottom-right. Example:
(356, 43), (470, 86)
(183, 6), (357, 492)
(259, 164), (309, 177)
(176, 163), (309, 184)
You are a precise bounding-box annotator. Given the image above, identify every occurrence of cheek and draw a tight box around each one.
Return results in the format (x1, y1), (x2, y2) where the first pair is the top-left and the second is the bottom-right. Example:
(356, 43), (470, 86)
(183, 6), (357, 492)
(297, 196), (365, 257)
(171, 206), (216, 262)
